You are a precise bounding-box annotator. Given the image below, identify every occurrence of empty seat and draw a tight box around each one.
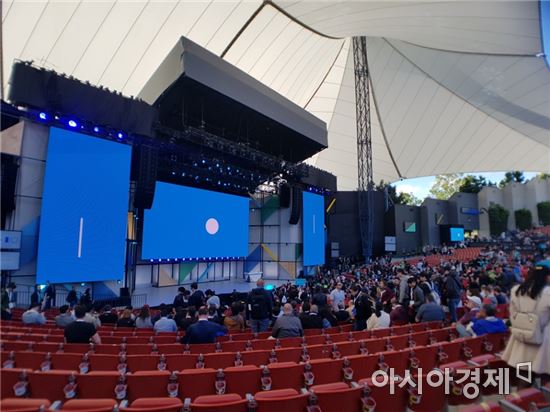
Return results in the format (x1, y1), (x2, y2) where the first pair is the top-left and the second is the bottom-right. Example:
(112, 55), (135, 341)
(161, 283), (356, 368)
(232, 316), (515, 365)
(240, 350), (270, 367)
(359, 375), (407, 411)
(345, 354), (378, 381)
(120, 397), (183, 412)
(89, 354), (119, 371)
(204, 352), (236, 370)
(165, 354), (196, 371)
(61, 398), (117, 411)
(254, 388), (309, 412)
(264, 362), (303, 391)
(308, 358), (343, 386)
(224, 365), (262, 397)
(273, 347), (301, 363)
(78, 371), (121, 399)
(51, 353), (83, 371)
(310, 382), (362, 412)
(407, 373), (447, 412)
(28, 370), (77, 402)
(0, 398), (51, 411)
(13, 351), (47, 370)
(127, 355), (160, 372)
(190, 393), (248, 412)
(460, 402), (501, 412)
(126, 371), (171, 402)
(179, 368), (217, 400)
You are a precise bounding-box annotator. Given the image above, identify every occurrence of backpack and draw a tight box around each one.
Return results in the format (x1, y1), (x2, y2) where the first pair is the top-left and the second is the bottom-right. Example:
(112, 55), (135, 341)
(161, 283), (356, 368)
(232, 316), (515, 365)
(510, 293), (543, 345)
(249, 290), (268, 320)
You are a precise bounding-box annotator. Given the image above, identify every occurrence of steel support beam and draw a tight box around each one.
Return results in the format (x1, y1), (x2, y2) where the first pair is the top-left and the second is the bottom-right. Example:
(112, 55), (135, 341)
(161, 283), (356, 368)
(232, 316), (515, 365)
(353, 37), (374, 261)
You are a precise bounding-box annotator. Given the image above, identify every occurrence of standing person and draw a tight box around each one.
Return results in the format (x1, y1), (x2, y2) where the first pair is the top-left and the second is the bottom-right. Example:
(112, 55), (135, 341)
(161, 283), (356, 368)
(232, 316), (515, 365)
(502, 265), (550, 380)
(246, 279), (272, 333)
(181, 307), (227, 344)
(350, 285), (372, 331)
(1, 287), (12, 320)
(43, 281), (55, 309)
(30, 285), (40, 308)
(312, 286), (328, 311)
(445, 269), (463, 322)
(7, 283), (17, 310)
(407, 277), (425, 321)
(397, 269), (410, 305)
(206, 290), (220, 309)
(80, 288), (92, 309)
(173, 287), (187, 309)
(271, 303), (303, 339)
(329, 283), (346, 311)
(66, 286), (78, 308)
(64, 305), (101, 344)
(188, 283), (205, 309)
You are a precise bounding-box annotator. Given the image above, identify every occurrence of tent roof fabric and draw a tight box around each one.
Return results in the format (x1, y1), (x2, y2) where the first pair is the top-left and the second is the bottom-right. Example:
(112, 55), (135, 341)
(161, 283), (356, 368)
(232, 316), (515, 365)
(3, 0), (549, 190)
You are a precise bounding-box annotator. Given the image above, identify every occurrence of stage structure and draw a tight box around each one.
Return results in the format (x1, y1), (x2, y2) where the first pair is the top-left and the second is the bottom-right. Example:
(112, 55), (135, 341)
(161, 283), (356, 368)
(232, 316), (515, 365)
(353, 37), (375, 261)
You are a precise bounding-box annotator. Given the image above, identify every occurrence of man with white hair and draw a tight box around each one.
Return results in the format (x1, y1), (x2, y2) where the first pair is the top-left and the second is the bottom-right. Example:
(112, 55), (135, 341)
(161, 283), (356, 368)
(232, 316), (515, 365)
(271, 303), (303, 339)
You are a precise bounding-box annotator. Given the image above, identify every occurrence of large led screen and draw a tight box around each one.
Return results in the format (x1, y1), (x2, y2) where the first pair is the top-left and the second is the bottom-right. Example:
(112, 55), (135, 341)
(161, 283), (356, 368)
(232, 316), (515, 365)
(303, 192), (325, 266)
(37, 128), (131, 283)
(450, 227), (465, 242)
(142, 182), (249, 260)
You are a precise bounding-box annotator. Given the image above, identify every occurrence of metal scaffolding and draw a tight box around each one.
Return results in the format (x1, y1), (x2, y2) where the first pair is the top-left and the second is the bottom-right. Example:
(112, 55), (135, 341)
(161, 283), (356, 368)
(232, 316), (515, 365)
(353, 37), (374, 261)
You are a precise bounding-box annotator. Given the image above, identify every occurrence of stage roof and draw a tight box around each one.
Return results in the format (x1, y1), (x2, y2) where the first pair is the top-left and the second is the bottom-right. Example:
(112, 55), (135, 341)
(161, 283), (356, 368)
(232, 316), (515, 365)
(2, 0), (549, 190)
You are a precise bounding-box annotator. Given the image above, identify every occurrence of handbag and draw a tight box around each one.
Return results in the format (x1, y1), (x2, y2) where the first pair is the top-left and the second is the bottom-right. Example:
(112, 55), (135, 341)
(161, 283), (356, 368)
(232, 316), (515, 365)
(510, 295), (543, 345)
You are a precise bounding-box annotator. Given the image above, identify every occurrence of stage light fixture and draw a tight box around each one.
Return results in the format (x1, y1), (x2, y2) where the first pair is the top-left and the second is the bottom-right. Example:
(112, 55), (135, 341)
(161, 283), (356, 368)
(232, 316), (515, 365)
(93, 127), (100, 133)
(39, 112), (47, 120)
(117, 132), (124, 139)
(68, 120), (78, 128)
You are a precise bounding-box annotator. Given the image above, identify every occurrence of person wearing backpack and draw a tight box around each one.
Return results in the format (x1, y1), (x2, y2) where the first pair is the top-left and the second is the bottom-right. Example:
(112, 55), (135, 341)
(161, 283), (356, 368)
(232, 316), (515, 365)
(246, 279), (273, 333)
(502, 264), (550, 379)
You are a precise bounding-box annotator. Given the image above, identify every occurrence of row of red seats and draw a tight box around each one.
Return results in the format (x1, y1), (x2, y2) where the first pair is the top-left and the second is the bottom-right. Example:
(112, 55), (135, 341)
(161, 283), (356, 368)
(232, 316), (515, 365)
(406, 247), (482, 266)
(1, 328), (458, 360)
(0, 334), (505, 402)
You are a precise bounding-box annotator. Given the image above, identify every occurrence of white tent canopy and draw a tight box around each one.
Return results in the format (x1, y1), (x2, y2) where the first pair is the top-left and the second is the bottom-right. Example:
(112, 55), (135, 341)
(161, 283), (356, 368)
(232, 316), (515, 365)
(3, 0), (549, 190)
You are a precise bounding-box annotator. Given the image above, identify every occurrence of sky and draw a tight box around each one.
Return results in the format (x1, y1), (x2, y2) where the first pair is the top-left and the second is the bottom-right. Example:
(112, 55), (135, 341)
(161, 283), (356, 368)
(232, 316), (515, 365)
(392, 172), (540, 200)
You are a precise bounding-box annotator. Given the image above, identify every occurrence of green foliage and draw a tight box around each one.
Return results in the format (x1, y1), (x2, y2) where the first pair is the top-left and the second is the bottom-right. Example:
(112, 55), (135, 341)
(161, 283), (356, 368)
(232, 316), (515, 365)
(376, 180), (423, 206)
(514, 209), (532, 230)
(499, 171), (525, 188)
(428, 174), (464, 200)
(488, 203), (509, 236)
(458, 175), (494, 194)
(537, 201), (550, 225)
(537, 173), (550, 180)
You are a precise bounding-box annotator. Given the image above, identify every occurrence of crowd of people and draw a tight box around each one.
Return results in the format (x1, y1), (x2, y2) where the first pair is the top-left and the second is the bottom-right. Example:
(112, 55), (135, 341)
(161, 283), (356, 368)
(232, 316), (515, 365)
(2, 228), (549, 383)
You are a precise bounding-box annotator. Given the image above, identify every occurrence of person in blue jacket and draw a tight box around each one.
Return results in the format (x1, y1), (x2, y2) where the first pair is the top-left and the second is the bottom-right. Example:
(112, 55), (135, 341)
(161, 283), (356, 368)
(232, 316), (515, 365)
(458, 303), (507, 337)
(181, 307), (227, 344)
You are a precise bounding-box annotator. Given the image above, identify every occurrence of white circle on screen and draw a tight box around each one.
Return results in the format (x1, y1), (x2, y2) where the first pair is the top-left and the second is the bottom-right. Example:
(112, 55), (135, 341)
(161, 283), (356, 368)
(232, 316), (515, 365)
(205, 218), (219, 235)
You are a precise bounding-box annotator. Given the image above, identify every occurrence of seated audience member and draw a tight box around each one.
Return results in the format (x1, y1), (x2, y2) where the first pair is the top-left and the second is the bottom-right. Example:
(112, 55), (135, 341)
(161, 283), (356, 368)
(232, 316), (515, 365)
(207, 304), (220, 323)
(135, 306), (153, 329)
(55, 305), (74, 328)
(116, 308), (135, 328)
(367, 301), (391, 329)
(154, 306), (178, 333)
(65, 305), (101, 344)
(173, 307), (186, 328)
(224, 302), (245, 332)
(457, 304), (507, 337)
(389, 299), (408, 326)
(125, 305), (136, 320)
(457, 296), (482, 325)
(320, 307), (338, 327)
(415, 293), (445, 323)
(300, 303), (324, 329)
(99, 305), (118, 324)
(493, 286), (509, 304)
(173, 287), (188, 309)
(22, 304), (46, 325)
(83, 307), (101, 328)
(181, 307), (227, 344)
(271, 303), (303, 339)
(180, 306), (198, 331)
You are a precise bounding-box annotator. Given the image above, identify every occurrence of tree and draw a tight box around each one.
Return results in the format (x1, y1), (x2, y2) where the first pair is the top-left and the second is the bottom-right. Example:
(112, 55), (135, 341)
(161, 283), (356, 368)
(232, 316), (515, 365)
(537, 201), (550, 225)
(376, 180), (423, 206)
(499, 171), (525, 188)
(537, 173), (550, 180)
(514, 209), (532, 230)
(458, 175), (494, 194)
(428, 174), (464, 200)
(488, 203), (509, 236)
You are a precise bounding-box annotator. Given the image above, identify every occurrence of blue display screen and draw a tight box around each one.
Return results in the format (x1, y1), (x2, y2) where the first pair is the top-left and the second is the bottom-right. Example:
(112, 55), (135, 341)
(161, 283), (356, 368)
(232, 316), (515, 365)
(450, 227), (465, 242)
(37, 128), (131, 283)
(142, 182), (249, 260)
(303, 192), (325, 266)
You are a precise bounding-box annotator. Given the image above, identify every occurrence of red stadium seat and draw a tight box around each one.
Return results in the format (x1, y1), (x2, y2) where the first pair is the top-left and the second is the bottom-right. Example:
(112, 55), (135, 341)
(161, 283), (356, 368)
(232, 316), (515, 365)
(120, 397), (183, 412)
(264, 362), (303, 391)
(308, 358), (343, 386)
(310, 382), (362, 412)
(190, 393), (248, 412)
(61, 398), (117, 411)
(204, 352), (236, 370)
(165, 353), (196, 371)
(345, 354), (378, 381)
(28, 370), (77, 402)
(359, 375), (407, 411)
(78, 371), (121, 399)
(51, 353), (83, 371)
(126, 371), (172, 402)
(407, 372), (447, 412)
(254, 388), (309, 412)
(273, 347), (301, 363)
(13, 351), (47, 370)
(179, 368), (217, 400)
(127, 355), (160, 372)
(89, 354), (119, 371)
(0, 398), (51, 411)
(224, 365), (262, 397)
(240, 350), (270, 367)
(460, 402), (501, 412)
(505, 388), (546, 410)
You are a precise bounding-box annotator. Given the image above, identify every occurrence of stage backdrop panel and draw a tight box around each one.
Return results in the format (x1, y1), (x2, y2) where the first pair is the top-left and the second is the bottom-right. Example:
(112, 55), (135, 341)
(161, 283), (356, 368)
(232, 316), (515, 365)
(303, 192), (325, 266)
(142, 182), (249, 260)
(37, 128), (131, 283)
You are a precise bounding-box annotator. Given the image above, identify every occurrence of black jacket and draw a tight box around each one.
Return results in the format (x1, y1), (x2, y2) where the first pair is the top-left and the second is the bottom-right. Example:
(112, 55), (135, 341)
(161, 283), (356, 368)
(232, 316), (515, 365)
(353, 292), (372, 320)
(188, 290), (205, 309)
(299, 312), (324, 329)
(445, 272), (462, 299)
(246, 288), (272, 320)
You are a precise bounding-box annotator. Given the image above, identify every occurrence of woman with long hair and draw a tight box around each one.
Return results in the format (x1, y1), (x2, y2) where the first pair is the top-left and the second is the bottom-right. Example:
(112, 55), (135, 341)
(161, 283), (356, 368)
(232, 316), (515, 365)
(135, 306), (153, 329)
(502, 264), (550, 381)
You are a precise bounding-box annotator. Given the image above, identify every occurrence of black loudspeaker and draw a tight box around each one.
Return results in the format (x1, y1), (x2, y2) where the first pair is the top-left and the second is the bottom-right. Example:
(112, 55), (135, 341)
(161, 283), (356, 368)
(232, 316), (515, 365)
(120, 287), (130, 298)
(134, 145), (158, 209)
(289, 187), (302, 225)
(279, 183), (290, 208)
